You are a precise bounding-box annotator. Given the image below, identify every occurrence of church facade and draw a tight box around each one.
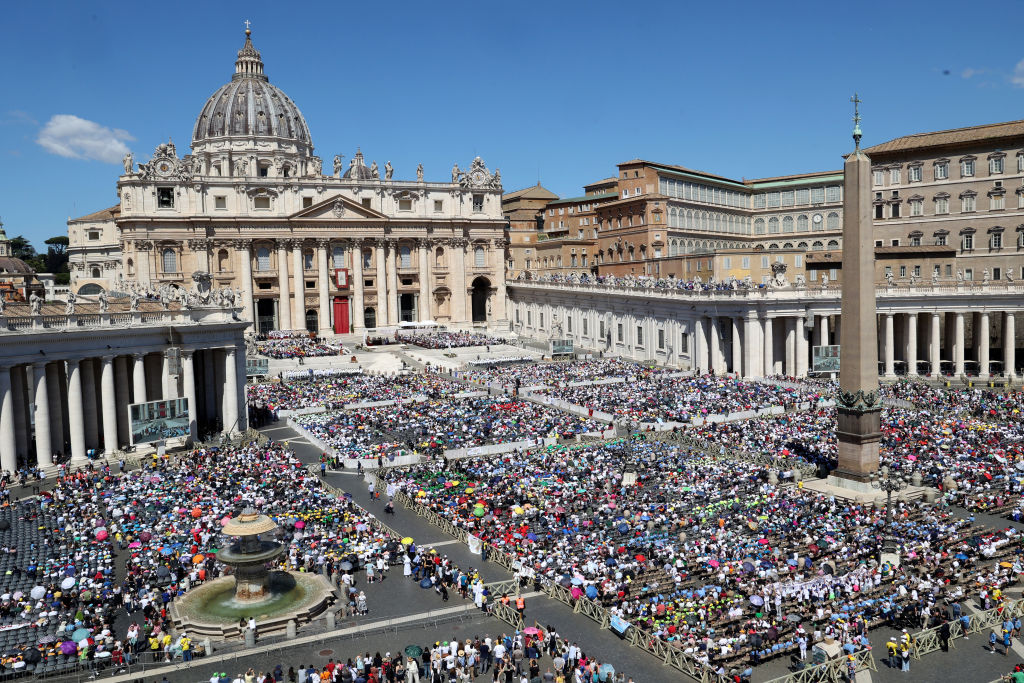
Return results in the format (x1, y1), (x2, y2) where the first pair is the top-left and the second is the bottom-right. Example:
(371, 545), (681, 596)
(76, 30), (507, 335)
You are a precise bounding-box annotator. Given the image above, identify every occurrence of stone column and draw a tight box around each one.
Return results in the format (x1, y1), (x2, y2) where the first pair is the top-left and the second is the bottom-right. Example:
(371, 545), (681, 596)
(79, 359), (99, 451)
(785, 317), (796, 377)
(817, 315), (829, 347)
(709, 317), (723, 374)
(100, 356), (118, 455)
(10, 366), (27, 461)
(694, 316), (708, 373)
(222, 348), (239, 435)
(451, 240), (468, 323)
(276, 242), (292, 330)
(0, 367), (15, 474)
(317, 240), (331, 335)
(954, 312), (966, 376)
(114, 357), (130, 447)
(351, 240), (364, 332)
(135, 241), (153, 287)
(182, 350), (198, 441)
(883, 314), (895, 377)
(1005, 312), (1016, 378)
(375, 240), (388, 327)
(237, 240), (255, 323)
(418, 240), (431, 321)
(906, 314), (918, 376)
(731, 318), (742, 376)
(291, 242), (306, 332)
(763, 317), (775, 375)
(930, 312), (942, 377)
(45, 363), (64, 456)
(131, 354), (147, 406)
(32, 363), (52, 468)
(386, 241), (399, 325)
(66, 359), (87, 464)
(796, 314), (809, 378)
(979, 311), (991, 378)
(743, 314), (761, 378)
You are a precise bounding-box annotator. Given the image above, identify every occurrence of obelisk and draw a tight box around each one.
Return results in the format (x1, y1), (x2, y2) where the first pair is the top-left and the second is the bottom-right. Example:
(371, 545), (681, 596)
(832, 94), (882, 484)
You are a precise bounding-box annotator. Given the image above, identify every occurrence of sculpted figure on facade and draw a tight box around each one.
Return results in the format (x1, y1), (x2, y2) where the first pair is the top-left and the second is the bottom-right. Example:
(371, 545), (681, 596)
(122, 152), (134, 175)
(130, 290), (141, 312)
(983, 268), (991, 283)
(64, 292), (76, 316)
(233, 157), (247, 177)
(29, 291), (42, 315)
(451, 163), (461, 183)
(370, 161), (379, 179)
(416, 164), (424, 181)
(384, 161), (393, 180)
(97, 290), (109, 313)
(309, 156), (322, 176)
(885, 270), (894, 286)
(956, 269), (964, 282)
(333, 155), (343, 177)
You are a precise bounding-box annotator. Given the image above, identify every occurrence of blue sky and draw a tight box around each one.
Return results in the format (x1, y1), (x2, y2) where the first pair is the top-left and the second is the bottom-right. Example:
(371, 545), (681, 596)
(1, 0), (1022, 248)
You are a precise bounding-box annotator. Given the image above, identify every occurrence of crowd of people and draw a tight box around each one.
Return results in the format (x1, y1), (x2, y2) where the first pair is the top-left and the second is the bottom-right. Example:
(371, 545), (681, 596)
(383, 438), (1023, 672)
(294, 397), (604, 462)
(257, 338), (340, 359)
(398, 331), (509, 350)
(525, 273), (763, 292)
(462, 360), (672, 389)
(246, 373), (468, 414)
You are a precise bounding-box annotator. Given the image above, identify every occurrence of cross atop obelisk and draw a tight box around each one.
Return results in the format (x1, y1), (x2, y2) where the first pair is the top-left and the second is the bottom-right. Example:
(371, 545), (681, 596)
(831, 93), (883, 486)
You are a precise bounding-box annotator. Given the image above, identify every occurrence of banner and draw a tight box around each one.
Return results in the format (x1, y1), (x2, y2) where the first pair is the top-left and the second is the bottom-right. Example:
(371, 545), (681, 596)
(467, 534), (482, 555)
(129, 398), (190, 445)
(609, 614), (630, 636)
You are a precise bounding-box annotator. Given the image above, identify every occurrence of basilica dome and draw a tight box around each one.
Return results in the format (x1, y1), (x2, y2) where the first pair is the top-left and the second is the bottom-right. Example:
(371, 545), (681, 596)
(191, 30), (312, 152)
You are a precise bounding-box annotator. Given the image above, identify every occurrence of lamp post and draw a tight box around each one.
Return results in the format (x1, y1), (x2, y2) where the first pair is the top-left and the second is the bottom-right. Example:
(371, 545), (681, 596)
(870, 465), (909, 553)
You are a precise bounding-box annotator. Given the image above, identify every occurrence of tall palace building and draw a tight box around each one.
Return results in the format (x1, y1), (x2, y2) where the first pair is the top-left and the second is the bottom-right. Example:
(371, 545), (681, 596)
(68, 29), (508, 335)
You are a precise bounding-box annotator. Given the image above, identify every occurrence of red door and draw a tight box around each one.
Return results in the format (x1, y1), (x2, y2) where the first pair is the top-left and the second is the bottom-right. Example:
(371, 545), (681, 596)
(333, 297), (350, 334)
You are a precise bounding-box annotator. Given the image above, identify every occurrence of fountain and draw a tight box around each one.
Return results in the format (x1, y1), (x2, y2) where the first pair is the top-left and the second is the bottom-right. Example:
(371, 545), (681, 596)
(170, 509), (335, 639)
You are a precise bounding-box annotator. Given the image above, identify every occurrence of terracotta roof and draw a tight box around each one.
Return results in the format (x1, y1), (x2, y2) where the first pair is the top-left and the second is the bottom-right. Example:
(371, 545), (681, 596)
(69, 205), (121, 223)
(502, 184), (558, 201)
(622, 159), (742, 185)
(583, 177), (619, 188)
(746, 170), (843, 185)
(863, 119), (1024, 156)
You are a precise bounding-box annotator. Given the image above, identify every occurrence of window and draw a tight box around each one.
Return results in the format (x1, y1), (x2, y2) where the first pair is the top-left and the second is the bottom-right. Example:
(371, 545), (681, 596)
(754, 218), (765, 235)
(875, 204), (885, 219)
(797, 215), (809, 232)
(935, 161), (949, 180)
(991, 194), (1005, 210)
(990, 157), (1004, 174)
(742, 256), (750, 269)
(253, 196), (270, 209)
(472, 194), (484, 212)
(88, 231), (100, 241)
(566, 317), (572, 333)
(796, 189), (809, 204)
(753, 195), (766, 209)
(908, 166), (922, 182)
(474, 246), (485, 267)
(794, 254), (802, 267)
(935, 196), (949, 214)
(910, 199), (923, 216)
(935, 233), (947, 246)
(332, 246), (345, 268)
(884, 266), (893, 278)
(827, 212), (840, 230)
(768, 217), (779, 233)
(961, 195), (976, 212)
(363, 249), (372, 269)
(258, 164), (269, 178)
(582, 318), (588, 335)
(910, 236), (921, 247)
(599, 320), (605, 339)
(302, 196), (313, 208)
(761, 256), (769, 268)
(256, 247), (271, 271)
(398, 198), (413, 211)
(781, 191), (794, 207)
(899, 266), (907, 277)
(965, 268), (974, 281)
(617, 323), (623, 343)
(963, 234), (974, 251)
(890, 203), (900, 218)
(433, 200), (443, 213)
(782, 216), (794, 233)
(961, 158), (975, 177)
(400, 245), (412, 268)
(215, 196), (227, 209)
(157, 187), (174, 208)
(875, 240), (883, 247)
(873, 170), (884, 186)
(161, 248), (176, 273)
(811, 187), (826, 204)
(657, 328), (665, 350)
(303, 251), (313, 270)
(890, 168), (900, 184)
(723, 257), (732, 269)
(994, 267), (1002, 280)
(766, 192), (780, 208)
(992, 233), (1003, 249)
(636, 326), (643, 346)
(90, 266), (101, 278)
(913, 265), (921, 277)
(539, 313), (544, 328)
(891, 239), (900, 246)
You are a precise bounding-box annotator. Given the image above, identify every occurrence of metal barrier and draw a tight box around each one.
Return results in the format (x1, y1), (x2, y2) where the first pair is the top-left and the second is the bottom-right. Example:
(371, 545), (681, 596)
(908, 599), (1024, 660)
(759, 647), (877, 683)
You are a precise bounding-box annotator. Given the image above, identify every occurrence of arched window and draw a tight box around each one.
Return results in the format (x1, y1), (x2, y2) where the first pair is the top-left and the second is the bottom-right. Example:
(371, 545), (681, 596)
(435, 247), (445, 268)
(90, 266), (101, 278)
(768, 217), (780, 234)
(217, 249), (229, 272)
(362, 249), (372, 269)
(827, 212), (840, 230)
(812, 241), (824, 251)
(399, 245), (412, 268)
(783, 242), (794, 249)
(332, 245), (345, 268)
(303, 250), (314, 271)
(768, 243), (779, 250)
(797, 241), (808, 249)
(782, 216), (794, 233)
(256, 247), (271, 271)
(754, 218), (765, 235)
(827, 239), (840, 249)
(126, 258), (134, 276)
(161, 248), (176, 273)
(474, 246), (485, 267)
(797, 215), (809, 232)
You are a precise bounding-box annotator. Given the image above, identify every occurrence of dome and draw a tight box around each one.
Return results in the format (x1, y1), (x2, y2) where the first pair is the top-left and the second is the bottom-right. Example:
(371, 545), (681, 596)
(342, 148), (376, 180)
(192, 30), (312, 150)
(0, 257), (33, 275)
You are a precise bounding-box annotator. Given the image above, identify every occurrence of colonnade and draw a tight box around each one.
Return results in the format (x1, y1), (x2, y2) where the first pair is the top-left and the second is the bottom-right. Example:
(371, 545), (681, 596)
(0, 346), (243, 475)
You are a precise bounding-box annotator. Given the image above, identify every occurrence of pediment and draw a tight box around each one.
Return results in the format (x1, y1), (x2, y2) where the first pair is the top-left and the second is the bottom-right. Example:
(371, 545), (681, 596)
(289, 194), (389, 221)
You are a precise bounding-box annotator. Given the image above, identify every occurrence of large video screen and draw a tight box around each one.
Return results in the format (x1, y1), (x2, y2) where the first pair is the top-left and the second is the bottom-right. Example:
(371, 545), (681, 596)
(129, 398), (190, 444)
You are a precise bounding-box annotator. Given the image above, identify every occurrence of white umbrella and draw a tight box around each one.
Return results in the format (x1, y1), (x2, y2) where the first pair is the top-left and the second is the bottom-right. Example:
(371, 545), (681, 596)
(60, 577), (75, 590)
(30, 586), (46, 600)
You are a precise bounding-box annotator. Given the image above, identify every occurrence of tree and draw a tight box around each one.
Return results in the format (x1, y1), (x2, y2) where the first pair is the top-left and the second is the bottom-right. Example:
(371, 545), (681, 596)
(43, 235), (70, 274)
(7, 236), (36, 261)
(44, 236), (68, 256)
